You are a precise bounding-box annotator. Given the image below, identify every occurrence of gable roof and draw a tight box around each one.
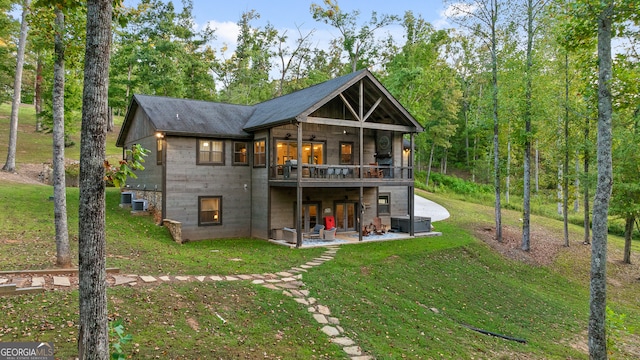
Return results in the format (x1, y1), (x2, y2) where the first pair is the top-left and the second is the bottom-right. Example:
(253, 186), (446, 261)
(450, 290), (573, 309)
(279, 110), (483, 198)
(116, 69), (422, 147)
(116, 95), (254, 146)
(243, 70), (366, 131)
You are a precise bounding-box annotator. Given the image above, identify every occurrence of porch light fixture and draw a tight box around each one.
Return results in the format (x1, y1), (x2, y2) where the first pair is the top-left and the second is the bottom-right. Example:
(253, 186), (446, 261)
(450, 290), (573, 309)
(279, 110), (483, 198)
(310, 134), (316, 140)
(155, 132), (164, 138)
(285, 133), (291, 139)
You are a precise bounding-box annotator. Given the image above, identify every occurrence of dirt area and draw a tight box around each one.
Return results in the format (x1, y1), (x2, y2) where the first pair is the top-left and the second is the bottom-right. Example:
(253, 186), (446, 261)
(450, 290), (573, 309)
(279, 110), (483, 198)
(0, 163), (49, 185)
(473, 223), (568, 267)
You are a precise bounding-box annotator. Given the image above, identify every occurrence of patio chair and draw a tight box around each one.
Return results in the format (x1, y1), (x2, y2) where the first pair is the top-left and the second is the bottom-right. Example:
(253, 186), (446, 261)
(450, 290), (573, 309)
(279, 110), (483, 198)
(326, 167), (335, 178)
(368, 163), (383, 178)
(322, 227), (337, 240)
(282, 227), (297, 244)
(307, 224), (324, 239)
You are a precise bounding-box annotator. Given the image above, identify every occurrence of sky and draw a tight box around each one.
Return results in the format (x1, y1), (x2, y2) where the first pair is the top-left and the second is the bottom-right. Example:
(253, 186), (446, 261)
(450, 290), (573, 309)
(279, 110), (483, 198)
(124, 0), (457, 56)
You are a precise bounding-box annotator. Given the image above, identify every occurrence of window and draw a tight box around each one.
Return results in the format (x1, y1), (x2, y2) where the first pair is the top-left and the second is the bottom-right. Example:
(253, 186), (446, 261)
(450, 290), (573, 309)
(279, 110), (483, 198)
(156, 138), (163, 165)
(378, 193), (390, 215)
(276, 140), (324, 165)
(254, 139), (266, 167)
(233, 142), (248, 165)
(199, 196), (221, 226)
(198, 139), (224, 165)
(340, 142), (353, 164)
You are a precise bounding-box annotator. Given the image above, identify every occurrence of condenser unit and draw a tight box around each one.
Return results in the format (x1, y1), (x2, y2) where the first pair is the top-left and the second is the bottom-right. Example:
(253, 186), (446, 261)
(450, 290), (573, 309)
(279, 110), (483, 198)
(120, 191), (135, 206)
(131, 199), (148, 211)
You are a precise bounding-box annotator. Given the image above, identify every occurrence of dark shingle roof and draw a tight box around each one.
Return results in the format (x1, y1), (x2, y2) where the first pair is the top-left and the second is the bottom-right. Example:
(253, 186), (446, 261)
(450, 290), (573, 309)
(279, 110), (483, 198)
(117, 69), (421, 147)
(244, 70), (366, 131)
(134, 94), (254, 138)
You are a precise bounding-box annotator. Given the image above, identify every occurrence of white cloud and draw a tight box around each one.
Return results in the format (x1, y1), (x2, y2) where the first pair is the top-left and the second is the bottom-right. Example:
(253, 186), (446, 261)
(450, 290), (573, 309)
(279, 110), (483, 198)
(441, 3), (478, 18)
(204, 20), (240, 54)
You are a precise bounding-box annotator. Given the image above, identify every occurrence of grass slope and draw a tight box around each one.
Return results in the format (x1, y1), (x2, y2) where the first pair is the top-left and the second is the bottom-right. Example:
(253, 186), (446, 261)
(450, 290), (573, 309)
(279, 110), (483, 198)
(1, 104), (639, 359)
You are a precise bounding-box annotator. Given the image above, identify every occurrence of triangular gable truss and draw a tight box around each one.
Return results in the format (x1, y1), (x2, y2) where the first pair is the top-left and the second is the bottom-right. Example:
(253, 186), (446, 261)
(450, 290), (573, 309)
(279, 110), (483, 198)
(298, 71), (423, 133)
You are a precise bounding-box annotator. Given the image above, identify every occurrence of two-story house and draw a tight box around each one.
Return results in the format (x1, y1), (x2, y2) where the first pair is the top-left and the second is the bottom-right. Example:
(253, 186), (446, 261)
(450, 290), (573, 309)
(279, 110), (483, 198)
(116, 69), (424, 246)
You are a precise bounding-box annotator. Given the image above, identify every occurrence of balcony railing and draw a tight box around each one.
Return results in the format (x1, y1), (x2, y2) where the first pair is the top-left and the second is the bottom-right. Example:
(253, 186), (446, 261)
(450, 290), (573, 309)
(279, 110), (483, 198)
(270, 163), (413, 181)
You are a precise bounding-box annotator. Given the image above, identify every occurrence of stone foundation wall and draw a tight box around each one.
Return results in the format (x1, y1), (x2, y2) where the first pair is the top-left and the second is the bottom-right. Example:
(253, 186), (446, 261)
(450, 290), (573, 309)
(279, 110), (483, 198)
(162, 219), (183, 244)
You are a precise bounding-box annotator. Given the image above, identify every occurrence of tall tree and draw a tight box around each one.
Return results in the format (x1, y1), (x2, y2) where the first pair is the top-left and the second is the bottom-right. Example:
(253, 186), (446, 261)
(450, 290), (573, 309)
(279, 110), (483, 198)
(2, 0), (31, 173)
(215, 10), (278, 104)
(78, 0), (111, 357)
(310, 0), (398, 73)
(446, 0), (505, 242)
(589, 1), (613, 357)
(275, 25), (315, 96)
(52, 6), (70, 267)
(521, 0), (547, 251)
(385, 12), (460, 187)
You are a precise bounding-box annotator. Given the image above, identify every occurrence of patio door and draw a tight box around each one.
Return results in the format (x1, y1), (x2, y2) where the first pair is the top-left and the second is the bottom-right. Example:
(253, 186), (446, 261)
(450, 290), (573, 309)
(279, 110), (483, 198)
(297, 203), (320, 233)
(335, 201), (357, 232)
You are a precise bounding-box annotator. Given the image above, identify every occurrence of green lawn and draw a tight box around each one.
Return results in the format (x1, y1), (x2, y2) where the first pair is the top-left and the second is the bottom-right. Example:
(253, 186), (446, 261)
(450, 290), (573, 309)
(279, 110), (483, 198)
(1, 104), (639, 359)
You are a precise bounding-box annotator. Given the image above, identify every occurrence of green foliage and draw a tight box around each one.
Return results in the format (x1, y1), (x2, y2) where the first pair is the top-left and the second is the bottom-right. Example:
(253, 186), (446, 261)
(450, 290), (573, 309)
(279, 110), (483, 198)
(104, 143), (149, 188)
(109, 319), (133, 360)
(416, 170), (492, 196)
(606, 306), (634, 353)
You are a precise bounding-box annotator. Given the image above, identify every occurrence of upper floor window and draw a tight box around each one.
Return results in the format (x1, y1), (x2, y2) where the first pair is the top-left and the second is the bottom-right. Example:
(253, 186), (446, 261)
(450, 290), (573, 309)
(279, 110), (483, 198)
(198, 139), (224, 165)
(276, 140), (324, 165)
(254, 139), (266, 167)
(233, 142), (248, 165)
(340, 142), (353, 164)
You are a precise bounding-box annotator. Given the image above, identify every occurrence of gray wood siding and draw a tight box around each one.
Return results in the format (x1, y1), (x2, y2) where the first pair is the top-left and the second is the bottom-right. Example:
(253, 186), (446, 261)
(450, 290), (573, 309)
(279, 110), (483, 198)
(269, 187), (378, 232)
(164, 137), (252, 241)
(121, 108), (163, 191)
(270, 124), (386, 166)
(251, 130), (269, 239)
(379, 186), (410, 219)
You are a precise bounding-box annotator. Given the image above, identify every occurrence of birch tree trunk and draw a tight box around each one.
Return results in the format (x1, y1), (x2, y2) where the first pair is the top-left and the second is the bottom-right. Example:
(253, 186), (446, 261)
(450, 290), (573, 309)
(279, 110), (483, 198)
(588, 2), (613, 357)
(78, 0), (112, 358)
(53, 8), (71, 268)
(2, 0), (30, 173)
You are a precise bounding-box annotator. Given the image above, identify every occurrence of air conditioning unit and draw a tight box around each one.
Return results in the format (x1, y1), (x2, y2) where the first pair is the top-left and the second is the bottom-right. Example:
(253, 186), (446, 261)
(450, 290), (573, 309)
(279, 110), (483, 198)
(131, 199), (148, 211)
(120, 192), (135, 206)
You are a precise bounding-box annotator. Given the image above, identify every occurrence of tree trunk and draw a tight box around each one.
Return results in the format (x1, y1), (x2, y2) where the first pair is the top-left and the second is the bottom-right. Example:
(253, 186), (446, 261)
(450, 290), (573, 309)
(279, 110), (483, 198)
(583, 115), (591, 245)
(425, 141), (435, 187)
(522, 0), (534, 251)
(35, 52), (43, 132)
(78, 0), (112, 358)
(589, 3), (613, 358)
(535, 142), (539, 193)
(2, 0), (30, 173)
(622, 217), (633, 264)
(575, 153), (580, 212)
(107, 107), (114, 132)
(558, 163), (563, 215)
(53, 9), (71, 269)
(506, 140), (510, 205)
(491, 0), (502, 243)
(563, 51), (570, 248)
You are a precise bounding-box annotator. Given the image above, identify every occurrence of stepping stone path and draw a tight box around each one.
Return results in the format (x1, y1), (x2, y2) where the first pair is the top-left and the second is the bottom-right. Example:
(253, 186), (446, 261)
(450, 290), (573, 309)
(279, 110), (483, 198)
(0, 245), (372, 359)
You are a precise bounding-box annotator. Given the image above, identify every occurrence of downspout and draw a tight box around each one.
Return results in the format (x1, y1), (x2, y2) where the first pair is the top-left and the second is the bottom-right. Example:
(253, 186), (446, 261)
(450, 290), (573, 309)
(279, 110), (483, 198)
(359, 80), (364, 242)
(296, 121), (303, 248)
(410, 132), (415, 237)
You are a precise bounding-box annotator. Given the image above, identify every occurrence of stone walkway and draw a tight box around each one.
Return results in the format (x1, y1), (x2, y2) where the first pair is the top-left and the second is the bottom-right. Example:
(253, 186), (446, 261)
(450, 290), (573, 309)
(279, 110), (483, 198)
(0, 245), (372, 359)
